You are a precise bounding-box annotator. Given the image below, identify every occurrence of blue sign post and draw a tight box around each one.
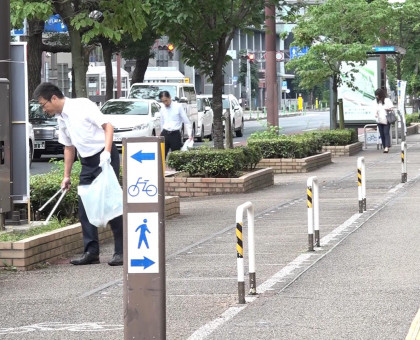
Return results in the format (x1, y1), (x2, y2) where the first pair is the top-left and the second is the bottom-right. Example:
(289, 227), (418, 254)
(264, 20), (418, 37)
(290, 46), (309, 59)
(123, 136), (166, 339)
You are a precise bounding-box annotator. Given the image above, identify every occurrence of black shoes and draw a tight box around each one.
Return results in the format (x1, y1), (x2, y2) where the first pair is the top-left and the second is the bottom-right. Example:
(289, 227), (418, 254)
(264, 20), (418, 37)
(70, 252), (100, 265)
(108, 253), (123, 266)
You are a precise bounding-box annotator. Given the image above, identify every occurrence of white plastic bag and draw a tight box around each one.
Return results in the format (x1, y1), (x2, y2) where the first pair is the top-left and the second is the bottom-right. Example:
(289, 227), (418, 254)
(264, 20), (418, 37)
(181, 139), (194, 151)
(78, 162), (123, 228)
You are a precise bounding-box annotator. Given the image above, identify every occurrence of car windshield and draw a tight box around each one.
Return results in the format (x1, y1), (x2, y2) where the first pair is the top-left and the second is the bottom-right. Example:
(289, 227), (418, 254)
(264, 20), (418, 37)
(29, 101), (56, 122)
(101, 101), (149, 115)
(222, 98), (230, 109)
(206, 97), (229, 110)
(128, 85), (177, 100)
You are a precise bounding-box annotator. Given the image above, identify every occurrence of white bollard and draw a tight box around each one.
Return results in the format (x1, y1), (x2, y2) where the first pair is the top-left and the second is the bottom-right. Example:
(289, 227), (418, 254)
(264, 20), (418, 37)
(401, 141), (407, 183)
(357, 157), (366, 213)
(307, 176), (319, 251)
(236, 201), (256, 304)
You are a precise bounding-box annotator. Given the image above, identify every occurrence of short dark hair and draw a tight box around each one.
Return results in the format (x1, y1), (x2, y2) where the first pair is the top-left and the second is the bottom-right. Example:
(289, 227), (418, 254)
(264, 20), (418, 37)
(158, 91), (171, 99)
(33, 82), (64, 101)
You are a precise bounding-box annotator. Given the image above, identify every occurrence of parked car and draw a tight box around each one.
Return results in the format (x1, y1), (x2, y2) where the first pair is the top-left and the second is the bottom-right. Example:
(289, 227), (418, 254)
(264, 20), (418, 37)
(27, 122), (34, 167)
(127, 82), (198, 141)
(29, 100), (63, 159)
(100, 99), (161, 151)
(201, 94), (244, 137)
(196, 95), (214, 141)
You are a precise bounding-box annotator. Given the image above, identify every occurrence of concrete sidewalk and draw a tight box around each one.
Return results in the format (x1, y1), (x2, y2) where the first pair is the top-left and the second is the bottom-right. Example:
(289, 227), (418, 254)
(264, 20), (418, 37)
(1, 133), (420, 339)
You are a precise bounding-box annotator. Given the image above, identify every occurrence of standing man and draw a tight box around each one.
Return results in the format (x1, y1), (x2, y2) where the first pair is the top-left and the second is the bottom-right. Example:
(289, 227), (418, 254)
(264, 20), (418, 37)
(159, 91), (193, 158)
(33, 82), (123, 266)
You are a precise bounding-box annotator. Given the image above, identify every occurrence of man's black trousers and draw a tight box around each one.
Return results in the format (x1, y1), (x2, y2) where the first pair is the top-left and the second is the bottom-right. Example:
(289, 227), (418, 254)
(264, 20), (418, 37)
(78, 143), (123, 255)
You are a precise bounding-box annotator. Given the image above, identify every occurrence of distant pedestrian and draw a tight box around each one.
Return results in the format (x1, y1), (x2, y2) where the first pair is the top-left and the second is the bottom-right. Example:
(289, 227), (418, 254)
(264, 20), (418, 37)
(159, 91), (193, 158)
(372, 88), (394, 153)
(33, 82), (123, 266)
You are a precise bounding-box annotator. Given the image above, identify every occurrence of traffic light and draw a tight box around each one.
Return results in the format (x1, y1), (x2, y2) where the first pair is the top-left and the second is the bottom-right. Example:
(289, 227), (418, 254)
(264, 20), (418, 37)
(247, 53), (255, 63)
(167, 43), (174, 60)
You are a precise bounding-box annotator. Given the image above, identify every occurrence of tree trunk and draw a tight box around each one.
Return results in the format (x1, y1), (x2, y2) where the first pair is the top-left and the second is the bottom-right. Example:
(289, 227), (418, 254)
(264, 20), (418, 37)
(212, 61), (225, 149)
(131, 57), (149, 85)
(102, 40), (114, 101)
(331, 75), (338, 129)
(27, 19), (44, 99)
(54, 1), (87, 98)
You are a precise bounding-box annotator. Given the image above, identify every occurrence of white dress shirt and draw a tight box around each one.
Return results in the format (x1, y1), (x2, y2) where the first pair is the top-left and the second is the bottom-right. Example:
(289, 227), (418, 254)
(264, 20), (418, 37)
(372, 98), (393, 125)
(57, 97), (108, 157)
(160, 101), (192, 137)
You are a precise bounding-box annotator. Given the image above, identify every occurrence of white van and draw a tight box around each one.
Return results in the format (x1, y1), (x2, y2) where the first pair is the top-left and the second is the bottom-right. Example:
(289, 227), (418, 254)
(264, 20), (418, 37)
(127, 82), (199, 140)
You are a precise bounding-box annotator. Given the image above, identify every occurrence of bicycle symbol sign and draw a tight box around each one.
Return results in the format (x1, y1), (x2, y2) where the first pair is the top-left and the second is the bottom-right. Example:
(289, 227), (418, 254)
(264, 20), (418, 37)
(127, 142), (159, 203)
(128, 177), (158, 197)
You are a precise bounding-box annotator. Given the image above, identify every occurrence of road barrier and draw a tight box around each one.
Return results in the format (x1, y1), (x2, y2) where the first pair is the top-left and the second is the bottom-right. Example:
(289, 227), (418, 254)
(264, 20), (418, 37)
(236, 201), (256, 304)
(357, 157), (366, 213)
(401, 141), (407, 183)
(363, 124), (380, 150)
(307, 176), (319, 251)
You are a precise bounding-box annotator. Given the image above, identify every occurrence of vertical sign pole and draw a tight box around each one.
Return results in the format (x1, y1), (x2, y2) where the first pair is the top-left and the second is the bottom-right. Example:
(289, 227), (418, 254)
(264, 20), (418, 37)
(123, 136), (166, 339)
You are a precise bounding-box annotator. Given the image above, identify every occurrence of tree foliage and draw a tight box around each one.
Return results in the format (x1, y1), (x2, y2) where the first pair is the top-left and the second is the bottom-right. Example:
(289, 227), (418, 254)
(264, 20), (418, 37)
(286, 0), (388, 127)
(150, 0), (296, 148)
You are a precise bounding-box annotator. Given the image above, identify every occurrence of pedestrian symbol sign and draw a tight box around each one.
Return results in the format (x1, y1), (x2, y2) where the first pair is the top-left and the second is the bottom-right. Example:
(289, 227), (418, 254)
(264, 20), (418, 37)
(128, 212), (159, 273)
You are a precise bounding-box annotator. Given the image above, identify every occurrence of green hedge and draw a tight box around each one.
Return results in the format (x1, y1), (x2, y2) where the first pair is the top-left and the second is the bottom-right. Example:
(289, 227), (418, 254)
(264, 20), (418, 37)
(247, 134), (323, 159)
(405, 113), (420, 126)
(306, 129), (358, 146)
(247, 128), (357, 159)
(167, 145), (262, 178)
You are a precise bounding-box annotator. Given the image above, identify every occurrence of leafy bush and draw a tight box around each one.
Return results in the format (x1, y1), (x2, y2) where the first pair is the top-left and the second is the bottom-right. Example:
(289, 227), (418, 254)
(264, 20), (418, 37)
(167, 145), (262, 177)
(306, 129), (358, 146)
(30, 159), (81, 221)
(247, 134), (323, 159)
(405, 113), (420, 126)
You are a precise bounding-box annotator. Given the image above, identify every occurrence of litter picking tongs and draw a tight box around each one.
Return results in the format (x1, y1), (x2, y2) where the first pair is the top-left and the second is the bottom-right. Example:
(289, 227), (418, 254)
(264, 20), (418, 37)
(37, 188), (67, 225)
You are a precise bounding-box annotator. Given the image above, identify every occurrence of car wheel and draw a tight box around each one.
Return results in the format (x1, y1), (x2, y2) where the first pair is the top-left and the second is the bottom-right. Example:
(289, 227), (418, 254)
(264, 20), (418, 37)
(235, 119), (244, 137)
(33, 149), (42, 159)
(197, 125), (204, 142)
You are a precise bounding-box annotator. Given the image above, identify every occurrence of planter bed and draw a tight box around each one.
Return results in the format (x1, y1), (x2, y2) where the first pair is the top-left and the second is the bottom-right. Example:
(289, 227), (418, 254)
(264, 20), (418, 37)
(322, 141), (363, 157)
(0, 196), (179, 271)
(257, 152), (332, 174)
(165, 168), (274, 198)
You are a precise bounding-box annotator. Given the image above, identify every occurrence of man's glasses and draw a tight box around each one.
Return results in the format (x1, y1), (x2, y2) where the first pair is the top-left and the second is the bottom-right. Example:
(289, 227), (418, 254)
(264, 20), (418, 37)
(39, 100), (50, 108)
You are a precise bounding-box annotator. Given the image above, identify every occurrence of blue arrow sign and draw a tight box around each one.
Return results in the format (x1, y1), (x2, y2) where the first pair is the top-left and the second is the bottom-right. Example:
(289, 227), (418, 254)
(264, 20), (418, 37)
(131, 257), (155, 269)
(131, 150), (156, 163)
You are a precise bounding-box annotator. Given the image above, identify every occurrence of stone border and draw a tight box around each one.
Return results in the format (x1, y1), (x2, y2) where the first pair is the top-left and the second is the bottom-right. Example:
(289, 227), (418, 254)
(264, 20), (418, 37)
(322, 141), (363, 157)
(257, 152), (332, 174)
(407, 123), (419, 135)
(0, 196), (180, 271)
(165, 168), (274, 197)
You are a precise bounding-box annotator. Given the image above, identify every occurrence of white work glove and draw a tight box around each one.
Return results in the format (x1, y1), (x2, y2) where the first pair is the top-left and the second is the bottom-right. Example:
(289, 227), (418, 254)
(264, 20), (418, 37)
(99, 150), (111, 166)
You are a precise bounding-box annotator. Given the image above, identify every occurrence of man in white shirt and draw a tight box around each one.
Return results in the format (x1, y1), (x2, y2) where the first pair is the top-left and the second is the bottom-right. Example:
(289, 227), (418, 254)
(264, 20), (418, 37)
(159, 91), (193, 157)
(33, 82), (123, 266)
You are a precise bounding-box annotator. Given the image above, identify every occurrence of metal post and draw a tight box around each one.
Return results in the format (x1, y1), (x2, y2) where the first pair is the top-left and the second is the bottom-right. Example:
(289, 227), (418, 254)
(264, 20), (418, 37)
(401, 141), (407, 183)
(357, 157), (366, 213)
(123, 137), (166, 339)
(307, 176), (319, 250)
(236, 201), (256, 304)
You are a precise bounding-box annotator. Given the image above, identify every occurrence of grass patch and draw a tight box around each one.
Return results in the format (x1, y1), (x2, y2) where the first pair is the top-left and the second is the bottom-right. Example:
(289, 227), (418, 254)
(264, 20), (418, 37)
(0, 218), (75, 242)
